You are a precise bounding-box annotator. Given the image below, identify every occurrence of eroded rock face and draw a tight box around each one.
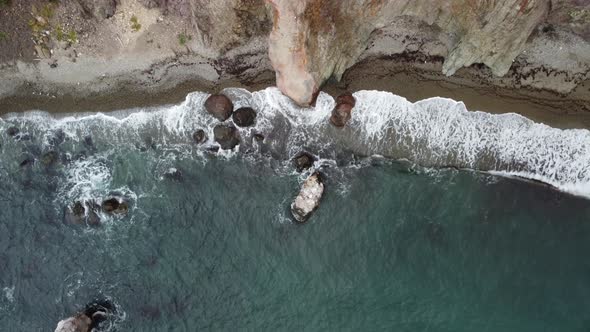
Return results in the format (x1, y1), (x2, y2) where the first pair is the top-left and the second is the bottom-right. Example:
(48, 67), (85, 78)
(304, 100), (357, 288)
(267, 0), (550, 105)
(291, 172), (324, 223)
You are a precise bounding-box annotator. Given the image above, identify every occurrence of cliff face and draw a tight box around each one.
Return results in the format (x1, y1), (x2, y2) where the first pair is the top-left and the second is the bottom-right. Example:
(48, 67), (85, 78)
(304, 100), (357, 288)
(0, 0), (588, 108)
(268, 0), (554, 105)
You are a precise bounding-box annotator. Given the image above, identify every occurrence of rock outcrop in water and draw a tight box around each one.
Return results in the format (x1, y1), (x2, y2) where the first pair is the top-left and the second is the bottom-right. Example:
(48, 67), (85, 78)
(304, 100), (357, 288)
(291, 172), (324, 223)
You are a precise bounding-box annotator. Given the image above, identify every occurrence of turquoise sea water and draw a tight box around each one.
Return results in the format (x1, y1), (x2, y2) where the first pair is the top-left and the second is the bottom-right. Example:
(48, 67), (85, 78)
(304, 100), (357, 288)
(1, 88), (590, 331)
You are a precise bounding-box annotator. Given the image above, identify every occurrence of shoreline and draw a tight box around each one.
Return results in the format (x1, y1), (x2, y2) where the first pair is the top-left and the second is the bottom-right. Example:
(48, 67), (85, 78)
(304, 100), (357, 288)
(1, 56), (589, 130)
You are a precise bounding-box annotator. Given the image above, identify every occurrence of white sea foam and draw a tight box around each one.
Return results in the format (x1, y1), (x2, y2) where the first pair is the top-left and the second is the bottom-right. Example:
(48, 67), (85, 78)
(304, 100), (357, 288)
(2, 87), (589, 198)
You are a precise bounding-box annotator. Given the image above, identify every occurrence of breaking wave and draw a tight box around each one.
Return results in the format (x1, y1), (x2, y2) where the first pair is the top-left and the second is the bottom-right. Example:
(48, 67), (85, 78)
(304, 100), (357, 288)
(1, 87), (589, 198)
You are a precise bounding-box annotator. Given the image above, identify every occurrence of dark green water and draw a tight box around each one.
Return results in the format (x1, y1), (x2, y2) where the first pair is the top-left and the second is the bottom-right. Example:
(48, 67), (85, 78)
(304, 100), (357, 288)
(1, 88), (590, 331)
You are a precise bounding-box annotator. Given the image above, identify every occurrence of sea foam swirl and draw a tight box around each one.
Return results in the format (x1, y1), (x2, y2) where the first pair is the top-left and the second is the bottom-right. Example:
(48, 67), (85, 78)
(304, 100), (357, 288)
(1, 87), (589, 198)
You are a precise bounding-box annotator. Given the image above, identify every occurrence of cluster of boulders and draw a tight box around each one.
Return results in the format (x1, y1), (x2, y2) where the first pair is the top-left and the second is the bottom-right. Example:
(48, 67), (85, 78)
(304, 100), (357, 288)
(64, 197), (129, 227)
(54, 298), (115, 332)
(201, 93), (258, 150)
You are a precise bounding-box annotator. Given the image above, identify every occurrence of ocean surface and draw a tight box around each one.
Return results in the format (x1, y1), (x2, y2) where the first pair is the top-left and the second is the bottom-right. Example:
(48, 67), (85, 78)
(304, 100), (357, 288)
(0, 88), (590, 331)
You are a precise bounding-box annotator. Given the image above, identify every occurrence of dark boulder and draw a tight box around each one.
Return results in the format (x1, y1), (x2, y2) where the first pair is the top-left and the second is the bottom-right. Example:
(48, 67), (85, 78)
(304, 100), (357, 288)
(192, 129), (207, 144)
(232, 107), (257, 127)
(213, 124), (240, 150)
(164, 168), (183, 182)
(330, 92), (356, 128)
(204, 94), (234, 121)
(101, 198), (129, 215)
(64, 201), (86, 225)
(293, 151), (316, 172)
(6, 126), (19, 137)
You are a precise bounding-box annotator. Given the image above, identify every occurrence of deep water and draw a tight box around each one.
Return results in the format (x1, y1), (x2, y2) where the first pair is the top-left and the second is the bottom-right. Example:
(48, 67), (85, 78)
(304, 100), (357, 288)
(1, 88), (590, 331)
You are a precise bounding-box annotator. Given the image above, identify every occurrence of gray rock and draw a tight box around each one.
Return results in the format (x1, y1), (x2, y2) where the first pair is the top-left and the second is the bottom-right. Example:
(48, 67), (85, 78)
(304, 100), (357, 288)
(291, 172), (324, 223)
(192, 129), (207, 144)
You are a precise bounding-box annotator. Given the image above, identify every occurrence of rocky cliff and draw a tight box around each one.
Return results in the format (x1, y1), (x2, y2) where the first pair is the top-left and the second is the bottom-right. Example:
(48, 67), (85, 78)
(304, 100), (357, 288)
(0, 0), (588, 110)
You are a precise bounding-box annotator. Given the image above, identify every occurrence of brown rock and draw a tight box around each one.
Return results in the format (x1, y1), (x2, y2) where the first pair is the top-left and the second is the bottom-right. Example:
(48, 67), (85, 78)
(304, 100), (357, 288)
(204, 94), (234, 121)
(293, 151), (316, 172)
(329, 103), (354, 127)
(336, 92), (355, 107)
(291, 172), (324, 223)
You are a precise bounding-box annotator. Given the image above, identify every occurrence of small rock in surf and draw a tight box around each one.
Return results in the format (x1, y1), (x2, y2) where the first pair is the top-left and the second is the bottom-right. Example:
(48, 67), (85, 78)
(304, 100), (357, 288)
(291, 172), (325, 223)
(213, 124), (240, 150)
(192, 129), (207, 144)
(205, 94), (234, 121)
(101, 198), (129, 215)
(164, 167), (183, 182)
(293, 151), (316, 172)
(41, 150), (59, 166)
(232, 107), (257, 127)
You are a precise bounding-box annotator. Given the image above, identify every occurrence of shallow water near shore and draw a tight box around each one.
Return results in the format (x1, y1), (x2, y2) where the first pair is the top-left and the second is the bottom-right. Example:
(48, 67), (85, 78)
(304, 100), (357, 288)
(1, 88), (590, 331)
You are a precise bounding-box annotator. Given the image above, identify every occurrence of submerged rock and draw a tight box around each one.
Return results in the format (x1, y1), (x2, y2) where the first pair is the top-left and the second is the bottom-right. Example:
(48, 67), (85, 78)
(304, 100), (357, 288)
(330, 93), (356, 128)
(6, 126), (19, 137)
(213, 124), (240, 150)
(291, 172), (324, 223)
(164, 167), (183, 182)
(41, 151), (59, 166)
(205, 94), (234, 121)
(101, 198), (129, 215)
(64, 201), (102, 227)
(232, 107), (257, 127)
(293, 151), (316, 172)
(192, 129), (207, 144)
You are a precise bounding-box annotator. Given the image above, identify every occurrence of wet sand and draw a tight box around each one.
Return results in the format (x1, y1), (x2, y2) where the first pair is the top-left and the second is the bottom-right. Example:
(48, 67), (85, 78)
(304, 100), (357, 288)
(1, 60), (589, 130)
